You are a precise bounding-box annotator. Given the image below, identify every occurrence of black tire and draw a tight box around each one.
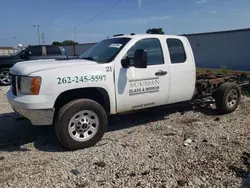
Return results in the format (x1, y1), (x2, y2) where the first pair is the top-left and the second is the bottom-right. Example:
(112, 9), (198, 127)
(55, 99), (107, 150)
(214, 82), (241, 114)
(0, 68), (11, 86)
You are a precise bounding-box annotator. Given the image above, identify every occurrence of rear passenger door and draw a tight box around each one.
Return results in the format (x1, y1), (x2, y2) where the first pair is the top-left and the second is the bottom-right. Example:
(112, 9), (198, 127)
(165, 37), (196, 104)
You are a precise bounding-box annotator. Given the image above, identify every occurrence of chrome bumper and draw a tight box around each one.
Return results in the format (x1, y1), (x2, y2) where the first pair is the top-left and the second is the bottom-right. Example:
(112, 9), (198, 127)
(12, 106), (55, 126)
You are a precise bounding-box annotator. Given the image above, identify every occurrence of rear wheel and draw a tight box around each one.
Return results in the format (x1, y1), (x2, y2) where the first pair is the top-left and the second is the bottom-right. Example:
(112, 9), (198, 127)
(214, 82), (241, 114)
(55, 99), (107, 150)
(0, 68), (11, 86)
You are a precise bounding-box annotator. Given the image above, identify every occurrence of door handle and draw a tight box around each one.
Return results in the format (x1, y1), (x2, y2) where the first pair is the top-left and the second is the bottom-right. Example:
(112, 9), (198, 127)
(155, 70), (167, 76)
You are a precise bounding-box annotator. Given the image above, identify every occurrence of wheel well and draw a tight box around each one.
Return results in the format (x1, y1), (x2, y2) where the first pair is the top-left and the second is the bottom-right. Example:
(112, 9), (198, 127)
(54, 87), (111, 115)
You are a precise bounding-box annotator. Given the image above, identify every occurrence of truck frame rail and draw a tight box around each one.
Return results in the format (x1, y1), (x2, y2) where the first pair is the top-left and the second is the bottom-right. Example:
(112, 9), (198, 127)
(195, 70), (249, 98)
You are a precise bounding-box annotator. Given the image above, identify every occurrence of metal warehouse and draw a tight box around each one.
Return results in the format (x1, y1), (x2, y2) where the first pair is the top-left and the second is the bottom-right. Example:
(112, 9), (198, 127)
(184, 28), (250, 71)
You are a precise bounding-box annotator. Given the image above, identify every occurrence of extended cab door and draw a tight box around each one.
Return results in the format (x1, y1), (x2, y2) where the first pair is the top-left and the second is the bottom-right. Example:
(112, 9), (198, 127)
(114, 37), (170, 113)
(164, 37), (196, 104)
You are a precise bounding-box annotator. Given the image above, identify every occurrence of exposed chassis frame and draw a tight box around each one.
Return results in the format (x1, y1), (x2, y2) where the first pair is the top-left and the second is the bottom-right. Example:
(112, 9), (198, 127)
(195, 70), (249, 98)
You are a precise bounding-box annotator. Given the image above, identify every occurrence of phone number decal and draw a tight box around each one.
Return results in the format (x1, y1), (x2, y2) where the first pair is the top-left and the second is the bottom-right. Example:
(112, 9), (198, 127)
(57, 75), (106, 84)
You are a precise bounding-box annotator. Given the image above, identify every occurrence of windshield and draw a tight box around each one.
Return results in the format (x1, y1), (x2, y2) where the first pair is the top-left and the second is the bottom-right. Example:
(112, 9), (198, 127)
(79, 37), (131, 63)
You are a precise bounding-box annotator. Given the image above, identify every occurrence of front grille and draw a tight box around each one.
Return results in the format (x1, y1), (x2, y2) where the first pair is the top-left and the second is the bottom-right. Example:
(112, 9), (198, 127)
(11, 74), (17, 96)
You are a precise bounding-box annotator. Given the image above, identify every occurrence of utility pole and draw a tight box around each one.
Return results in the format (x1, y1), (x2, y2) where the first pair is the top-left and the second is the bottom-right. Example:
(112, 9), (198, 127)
(33, 25), (41, 45)
(41, 33), (45, 44)
(73, 26), (76, 42)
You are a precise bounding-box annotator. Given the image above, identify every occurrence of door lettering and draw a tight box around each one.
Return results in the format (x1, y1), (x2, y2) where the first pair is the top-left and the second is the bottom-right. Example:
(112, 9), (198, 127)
(128, 78), (160, 96)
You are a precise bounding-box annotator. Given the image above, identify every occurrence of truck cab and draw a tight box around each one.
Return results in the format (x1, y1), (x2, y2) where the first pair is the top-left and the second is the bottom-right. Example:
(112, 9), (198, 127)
(111, 34), (196, 112)
(6, 34), (215, 150)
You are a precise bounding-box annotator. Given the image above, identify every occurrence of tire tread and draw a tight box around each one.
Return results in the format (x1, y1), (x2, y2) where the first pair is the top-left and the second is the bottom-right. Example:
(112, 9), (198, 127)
(215, 82), (241, 114)
(55, 98), (107, 150)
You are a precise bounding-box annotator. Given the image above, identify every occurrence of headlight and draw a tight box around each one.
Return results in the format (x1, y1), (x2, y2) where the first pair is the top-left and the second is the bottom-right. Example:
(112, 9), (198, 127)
(19, 76), (41, 95)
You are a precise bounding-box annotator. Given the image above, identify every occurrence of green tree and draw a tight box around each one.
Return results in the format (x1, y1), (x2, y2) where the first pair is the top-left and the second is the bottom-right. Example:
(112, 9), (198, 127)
(52, 40), (79, 46)
(52, 41), (62, 46)
(146, 28), (165, 34)
(61, 40), (79, 45)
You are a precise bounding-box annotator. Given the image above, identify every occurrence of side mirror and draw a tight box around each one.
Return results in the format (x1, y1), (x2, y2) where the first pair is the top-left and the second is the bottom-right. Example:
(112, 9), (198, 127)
(121, 57), (130, 69)
(20, 51), (30, 59)
(134, 49), (147, 68)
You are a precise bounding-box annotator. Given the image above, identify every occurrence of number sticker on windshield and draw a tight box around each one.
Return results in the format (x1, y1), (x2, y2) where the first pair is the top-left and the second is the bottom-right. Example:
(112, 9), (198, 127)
(57, 75), (106, 84)
(109, 43), (122, 48)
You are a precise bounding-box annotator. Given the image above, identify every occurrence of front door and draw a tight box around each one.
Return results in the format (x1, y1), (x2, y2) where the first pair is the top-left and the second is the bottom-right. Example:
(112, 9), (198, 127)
(115, 37), (170, 113)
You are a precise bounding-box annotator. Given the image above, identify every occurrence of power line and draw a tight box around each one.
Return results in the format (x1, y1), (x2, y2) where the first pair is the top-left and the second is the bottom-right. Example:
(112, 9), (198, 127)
(75, 0), (122, 28)
(58, 0), (122, 32)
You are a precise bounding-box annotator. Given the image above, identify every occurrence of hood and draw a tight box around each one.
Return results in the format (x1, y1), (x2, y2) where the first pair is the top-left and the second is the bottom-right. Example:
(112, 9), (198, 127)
(10, 58), (98, 75)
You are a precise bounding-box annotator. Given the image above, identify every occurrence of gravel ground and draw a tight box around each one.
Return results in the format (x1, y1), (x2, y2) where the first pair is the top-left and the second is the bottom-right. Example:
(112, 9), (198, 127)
(0, 86), (250, 188)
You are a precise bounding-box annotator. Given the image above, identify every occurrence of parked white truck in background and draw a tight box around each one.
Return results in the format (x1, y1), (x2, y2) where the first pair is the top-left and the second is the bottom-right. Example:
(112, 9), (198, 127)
(7, 34), (248, 150)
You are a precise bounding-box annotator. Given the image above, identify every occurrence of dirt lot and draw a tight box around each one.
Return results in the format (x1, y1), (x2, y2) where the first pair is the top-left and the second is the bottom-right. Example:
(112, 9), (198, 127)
(0, 86), (249, 188)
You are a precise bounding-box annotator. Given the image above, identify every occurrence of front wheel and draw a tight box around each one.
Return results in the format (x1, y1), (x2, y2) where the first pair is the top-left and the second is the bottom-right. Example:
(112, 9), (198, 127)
(55, 99), (107, 150)
(0, 68), (11, 86)
(214, 82), (241, 114)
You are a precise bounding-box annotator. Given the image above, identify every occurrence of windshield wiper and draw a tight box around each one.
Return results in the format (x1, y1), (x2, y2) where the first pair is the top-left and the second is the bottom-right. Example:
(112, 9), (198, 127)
(81, 56), (109, 63)
(81, 57), (95, 61)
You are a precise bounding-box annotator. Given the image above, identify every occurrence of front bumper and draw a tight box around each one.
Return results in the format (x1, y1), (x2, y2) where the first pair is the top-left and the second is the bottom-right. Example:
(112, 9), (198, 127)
(7, 89), (55, 126)
(12, 106), (55, 125)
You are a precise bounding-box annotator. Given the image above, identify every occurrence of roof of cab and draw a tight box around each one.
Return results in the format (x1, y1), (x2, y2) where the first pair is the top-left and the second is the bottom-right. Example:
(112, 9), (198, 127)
(108, 33), (186, 40)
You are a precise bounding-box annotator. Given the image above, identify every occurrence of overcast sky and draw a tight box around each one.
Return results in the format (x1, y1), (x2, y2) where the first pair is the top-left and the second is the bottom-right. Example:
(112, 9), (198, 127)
(0, 0), (250, 46)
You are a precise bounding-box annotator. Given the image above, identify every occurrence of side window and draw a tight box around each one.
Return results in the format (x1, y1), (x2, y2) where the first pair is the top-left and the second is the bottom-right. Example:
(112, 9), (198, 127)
(166, 38), (186, 63)
(46, 46), (62, 56)
(126, 38), (164, 65)
(28, 46), (42, 56)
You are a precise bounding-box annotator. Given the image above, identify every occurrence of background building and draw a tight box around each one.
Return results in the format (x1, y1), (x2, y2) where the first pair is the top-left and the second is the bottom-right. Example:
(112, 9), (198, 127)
(184, 28), (250, 71)
(0, 47), (17, 56)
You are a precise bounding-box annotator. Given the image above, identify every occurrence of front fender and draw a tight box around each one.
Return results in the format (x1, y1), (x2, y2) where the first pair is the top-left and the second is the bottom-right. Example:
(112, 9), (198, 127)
(30, 66), (116, 114)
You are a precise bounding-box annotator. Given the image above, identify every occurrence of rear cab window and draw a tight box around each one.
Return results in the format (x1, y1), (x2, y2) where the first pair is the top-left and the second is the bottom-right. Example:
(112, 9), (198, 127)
(166, 38), (187, 64)
(46, 46), (62, 56)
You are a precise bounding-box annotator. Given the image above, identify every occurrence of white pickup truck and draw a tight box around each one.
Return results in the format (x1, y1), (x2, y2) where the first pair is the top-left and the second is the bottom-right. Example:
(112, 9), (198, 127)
(7, 33), (248, 150)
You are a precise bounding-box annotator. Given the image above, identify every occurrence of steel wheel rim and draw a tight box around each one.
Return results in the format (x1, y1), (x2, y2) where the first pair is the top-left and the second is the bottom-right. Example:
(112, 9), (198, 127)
(226, 89), (238, 108)
(68, 110), (99, 142)
(0, 71), (11, 84)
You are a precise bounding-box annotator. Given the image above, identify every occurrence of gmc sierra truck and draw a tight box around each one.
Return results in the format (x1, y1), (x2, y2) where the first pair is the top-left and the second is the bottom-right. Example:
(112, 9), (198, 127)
(0, 45), (68, 86)
(7, 34), (249, 150)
